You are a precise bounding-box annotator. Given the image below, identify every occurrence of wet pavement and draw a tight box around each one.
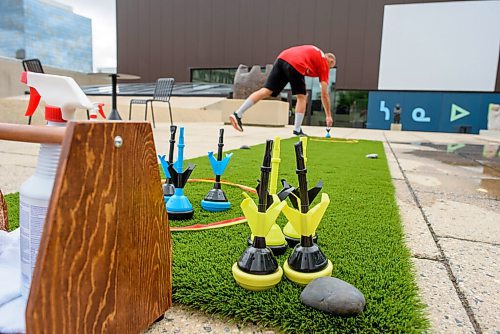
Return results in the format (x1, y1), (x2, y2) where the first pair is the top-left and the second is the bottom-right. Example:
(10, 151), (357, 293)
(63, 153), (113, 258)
(401, 142), (500, 201)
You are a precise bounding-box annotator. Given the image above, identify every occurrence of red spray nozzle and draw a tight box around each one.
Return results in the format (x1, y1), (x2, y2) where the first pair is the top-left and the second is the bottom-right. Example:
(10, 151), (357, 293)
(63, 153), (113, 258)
(89, 103), (106, 120)
(21, 71), (98, 122)
(25, 87), (41, 117)
(21, 71), (41, 117)
(97, 103), (106, 118)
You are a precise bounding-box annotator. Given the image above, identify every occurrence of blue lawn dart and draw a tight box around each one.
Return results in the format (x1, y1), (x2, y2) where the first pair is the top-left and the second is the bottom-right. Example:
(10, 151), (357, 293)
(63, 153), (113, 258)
(166, 127), (196, 220)
(201, 129), (233, 212)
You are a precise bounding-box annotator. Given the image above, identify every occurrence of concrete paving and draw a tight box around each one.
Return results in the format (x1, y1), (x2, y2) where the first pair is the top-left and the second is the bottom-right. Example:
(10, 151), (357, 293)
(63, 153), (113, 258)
(383, 132), (499, 334)
(1, 122), (499, 333)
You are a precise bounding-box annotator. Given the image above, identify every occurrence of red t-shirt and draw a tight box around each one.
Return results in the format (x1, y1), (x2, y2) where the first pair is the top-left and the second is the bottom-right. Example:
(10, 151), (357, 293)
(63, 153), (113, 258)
(278, 45), (330, 83)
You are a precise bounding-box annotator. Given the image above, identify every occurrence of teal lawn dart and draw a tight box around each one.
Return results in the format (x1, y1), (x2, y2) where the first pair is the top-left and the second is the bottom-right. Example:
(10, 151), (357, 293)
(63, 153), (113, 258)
(166, 127), (196, 220)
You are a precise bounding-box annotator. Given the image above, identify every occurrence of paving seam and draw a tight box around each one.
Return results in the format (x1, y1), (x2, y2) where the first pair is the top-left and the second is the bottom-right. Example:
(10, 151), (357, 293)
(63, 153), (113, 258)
(410, 189), (498, 201)
(412, 254), (441, 261)
(383, 132), (483, 334)
(438, 236), (499, 247)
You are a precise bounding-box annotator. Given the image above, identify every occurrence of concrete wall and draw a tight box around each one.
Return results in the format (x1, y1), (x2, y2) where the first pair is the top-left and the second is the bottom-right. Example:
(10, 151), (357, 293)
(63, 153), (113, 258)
(0, 93), (289, 127)
(213, 99), (288, 127)
(0, 56), (108, 98)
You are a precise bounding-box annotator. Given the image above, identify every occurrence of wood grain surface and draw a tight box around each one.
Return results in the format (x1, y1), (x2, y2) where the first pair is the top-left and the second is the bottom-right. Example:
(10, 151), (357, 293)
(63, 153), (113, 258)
(0, 190), (8, 231)
(0, 123), (65, 144)
(26, 122), (171, 333)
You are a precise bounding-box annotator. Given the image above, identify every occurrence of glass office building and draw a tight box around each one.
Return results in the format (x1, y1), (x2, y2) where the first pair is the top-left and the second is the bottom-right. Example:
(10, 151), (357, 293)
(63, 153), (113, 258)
(0, 0), (92, 73)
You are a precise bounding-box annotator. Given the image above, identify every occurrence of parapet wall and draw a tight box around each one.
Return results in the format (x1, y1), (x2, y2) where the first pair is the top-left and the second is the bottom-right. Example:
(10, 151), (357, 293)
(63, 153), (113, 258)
(0, 56), (108, 99)
(0, 94), (289, 127)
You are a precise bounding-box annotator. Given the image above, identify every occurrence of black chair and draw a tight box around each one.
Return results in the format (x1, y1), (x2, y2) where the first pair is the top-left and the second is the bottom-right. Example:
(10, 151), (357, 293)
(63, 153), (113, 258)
(128, 78), (175, 127)
(21, 58), (90, 123)
(22, 58), (44, 74)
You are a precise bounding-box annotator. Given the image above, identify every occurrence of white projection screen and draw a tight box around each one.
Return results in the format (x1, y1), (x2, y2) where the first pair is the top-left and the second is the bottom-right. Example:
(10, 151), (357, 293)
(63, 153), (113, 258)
(378, 1), (500, 92)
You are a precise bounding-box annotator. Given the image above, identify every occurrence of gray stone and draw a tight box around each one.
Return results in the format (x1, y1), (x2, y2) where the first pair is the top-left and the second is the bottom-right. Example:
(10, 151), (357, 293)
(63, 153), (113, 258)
(365, 153), (378, 159)
(300, 277), (365, 316)
(233, 64), (277, 100)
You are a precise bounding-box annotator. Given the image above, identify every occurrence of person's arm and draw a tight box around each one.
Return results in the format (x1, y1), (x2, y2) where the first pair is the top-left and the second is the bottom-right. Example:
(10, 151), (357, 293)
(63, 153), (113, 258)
(320, 81), (333, 127)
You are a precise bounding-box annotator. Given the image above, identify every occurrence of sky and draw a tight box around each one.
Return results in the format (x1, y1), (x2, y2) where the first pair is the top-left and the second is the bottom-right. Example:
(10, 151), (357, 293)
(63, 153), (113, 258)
(54, 0), (116, 72)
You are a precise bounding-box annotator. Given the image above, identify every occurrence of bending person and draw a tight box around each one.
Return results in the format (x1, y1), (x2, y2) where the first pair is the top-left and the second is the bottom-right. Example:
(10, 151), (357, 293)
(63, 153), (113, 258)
(229, 45), (336, 136)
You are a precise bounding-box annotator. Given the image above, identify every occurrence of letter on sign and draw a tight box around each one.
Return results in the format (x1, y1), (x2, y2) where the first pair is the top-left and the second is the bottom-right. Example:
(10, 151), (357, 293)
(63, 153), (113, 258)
(412, 108), (431, 122)
(380, 101), (390, 121)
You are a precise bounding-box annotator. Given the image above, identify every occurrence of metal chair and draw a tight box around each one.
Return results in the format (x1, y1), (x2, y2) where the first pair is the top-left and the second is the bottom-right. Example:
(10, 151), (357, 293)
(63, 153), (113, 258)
(22, 58), (44, 74)
(128, 78), (175, 127)
(22, 59), (90, 123)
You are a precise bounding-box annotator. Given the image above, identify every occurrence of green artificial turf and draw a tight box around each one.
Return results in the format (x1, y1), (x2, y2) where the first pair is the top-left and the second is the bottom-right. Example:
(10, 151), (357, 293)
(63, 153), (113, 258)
(6, 137), (428, 333)
(4, 192), (19, 230)
(164, 138), (428, 333)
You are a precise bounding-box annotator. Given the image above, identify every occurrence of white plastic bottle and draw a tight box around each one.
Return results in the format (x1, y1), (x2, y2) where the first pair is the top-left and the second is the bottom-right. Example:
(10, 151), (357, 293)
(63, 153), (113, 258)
(18, 71), (104, 300)
(19, 109), (66, 300)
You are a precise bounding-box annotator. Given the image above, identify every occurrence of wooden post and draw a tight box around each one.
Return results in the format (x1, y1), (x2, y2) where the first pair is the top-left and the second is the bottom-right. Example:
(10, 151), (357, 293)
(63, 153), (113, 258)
(25, 122), (171, 333)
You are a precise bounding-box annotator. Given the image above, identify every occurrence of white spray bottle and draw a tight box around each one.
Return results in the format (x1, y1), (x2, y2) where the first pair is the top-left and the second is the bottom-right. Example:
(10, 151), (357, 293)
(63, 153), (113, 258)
(19, 71), (104, 300)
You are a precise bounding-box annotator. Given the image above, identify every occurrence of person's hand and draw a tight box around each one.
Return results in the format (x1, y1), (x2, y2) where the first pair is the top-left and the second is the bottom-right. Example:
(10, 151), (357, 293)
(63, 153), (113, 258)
(326, 116), (333, 127)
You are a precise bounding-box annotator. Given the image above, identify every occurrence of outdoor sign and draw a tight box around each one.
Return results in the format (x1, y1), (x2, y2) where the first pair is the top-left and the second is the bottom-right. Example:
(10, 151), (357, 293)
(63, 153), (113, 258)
(366, 91), (500, 134)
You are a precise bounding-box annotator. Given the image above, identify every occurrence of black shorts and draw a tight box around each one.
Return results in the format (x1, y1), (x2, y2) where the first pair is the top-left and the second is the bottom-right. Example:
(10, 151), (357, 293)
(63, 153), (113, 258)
(264, 59), (306, 97)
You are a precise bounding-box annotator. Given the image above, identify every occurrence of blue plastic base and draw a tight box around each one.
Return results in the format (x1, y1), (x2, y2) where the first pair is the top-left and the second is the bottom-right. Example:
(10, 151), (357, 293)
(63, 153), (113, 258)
(201, 200), (231, 212)
(164, 195), (172, 203)
(167, 192), (194, 220)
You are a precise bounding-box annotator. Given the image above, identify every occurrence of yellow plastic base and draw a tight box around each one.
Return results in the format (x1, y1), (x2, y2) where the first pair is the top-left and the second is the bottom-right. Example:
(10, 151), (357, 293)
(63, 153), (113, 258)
(251, 223), (286, 246)
(283, 260), (333, 286)
(232, 263), (283, 291)
(283, 221), (300, 239)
